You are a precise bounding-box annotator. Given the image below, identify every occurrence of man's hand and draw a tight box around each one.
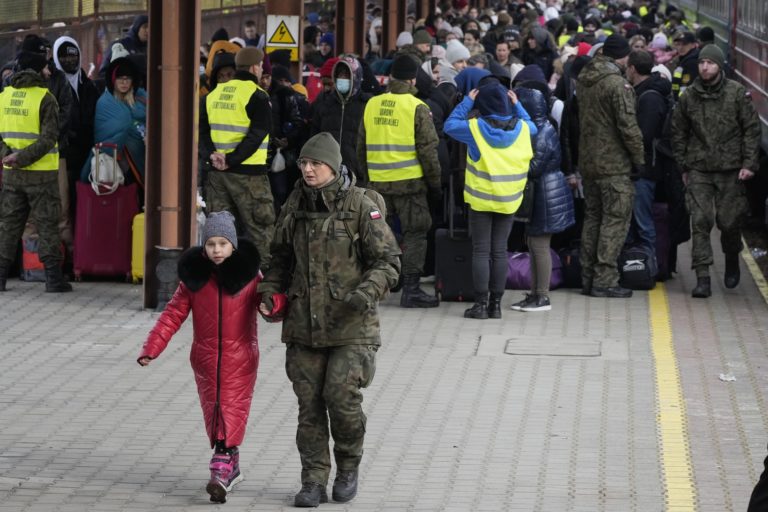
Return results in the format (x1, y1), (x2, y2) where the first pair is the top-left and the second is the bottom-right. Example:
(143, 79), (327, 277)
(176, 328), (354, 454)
(2, 153), (19, 169)
(566, 175), (580, 190)
(344, 290), (371, 313)
(137, 356), (152, 366)
(210, 152), (228, 171)
(738, 168), (755, 181)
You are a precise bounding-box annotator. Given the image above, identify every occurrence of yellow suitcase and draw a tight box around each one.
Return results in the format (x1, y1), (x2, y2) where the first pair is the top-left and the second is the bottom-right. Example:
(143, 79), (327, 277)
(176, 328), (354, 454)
(131, 212), (144, 283)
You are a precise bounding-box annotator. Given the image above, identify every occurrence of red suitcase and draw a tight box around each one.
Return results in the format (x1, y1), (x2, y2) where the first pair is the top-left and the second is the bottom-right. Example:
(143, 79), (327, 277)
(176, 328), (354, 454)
(73, 182), (139, 280)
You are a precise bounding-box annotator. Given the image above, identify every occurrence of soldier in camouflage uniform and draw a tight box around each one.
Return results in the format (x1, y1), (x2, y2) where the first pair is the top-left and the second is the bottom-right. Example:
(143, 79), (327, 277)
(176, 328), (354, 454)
(356, 54), (441, 308)
(199, 47), (274, 268)
(576, 35), (645, 298)
(0, 51), (71, 293)
(671, 44), (760, 298)
(258, 133), (400, 507)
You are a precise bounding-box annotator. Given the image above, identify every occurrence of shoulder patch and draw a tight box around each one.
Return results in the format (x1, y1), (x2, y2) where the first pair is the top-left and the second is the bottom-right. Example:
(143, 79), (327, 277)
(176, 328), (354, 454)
(369, 210), (382, 220)
(624, 83), (632, 91)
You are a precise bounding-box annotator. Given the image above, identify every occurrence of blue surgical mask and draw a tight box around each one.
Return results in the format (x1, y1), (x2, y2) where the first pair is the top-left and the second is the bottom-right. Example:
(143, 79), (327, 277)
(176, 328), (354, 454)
(335, 78), (351, 94)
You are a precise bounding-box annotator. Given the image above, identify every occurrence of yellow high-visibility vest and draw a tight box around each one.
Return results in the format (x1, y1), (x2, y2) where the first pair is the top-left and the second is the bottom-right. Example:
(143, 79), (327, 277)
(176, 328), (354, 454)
(0, 85), (58, 171)
(206, 79), (268, 166)
(364, 92), (426, 182)
(464, 118), (532, 214)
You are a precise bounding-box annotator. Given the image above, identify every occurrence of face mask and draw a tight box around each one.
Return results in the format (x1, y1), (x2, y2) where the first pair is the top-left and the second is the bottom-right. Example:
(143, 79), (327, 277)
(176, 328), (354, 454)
(335, 78), (351, 94)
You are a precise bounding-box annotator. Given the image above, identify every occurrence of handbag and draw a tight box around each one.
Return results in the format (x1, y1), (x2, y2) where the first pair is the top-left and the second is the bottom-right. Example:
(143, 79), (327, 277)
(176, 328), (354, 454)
(514, 179), (535, 221)
(89, 142), (125, 195)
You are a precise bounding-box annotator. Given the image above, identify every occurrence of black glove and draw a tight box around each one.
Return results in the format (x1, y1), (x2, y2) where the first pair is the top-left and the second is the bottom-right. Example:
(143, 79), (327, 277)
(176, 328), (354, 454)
(344, 290), (371, 312)
(631, 163), (646, 180)
(427, 187), (443, 211)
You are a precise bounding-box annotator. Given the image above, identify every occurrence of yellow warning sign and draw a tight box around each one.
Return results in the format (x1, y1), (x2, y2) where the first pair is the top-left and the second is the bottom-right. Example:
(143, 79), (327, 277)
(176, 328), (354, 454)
(268, 21), (296, 45)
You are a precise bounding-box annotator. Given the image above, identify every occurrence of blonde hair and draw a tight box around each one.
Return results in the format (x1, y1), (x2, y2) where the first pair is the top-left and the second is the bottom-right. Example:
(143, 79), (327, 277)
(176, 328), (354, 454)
(114, 87), (135, 107)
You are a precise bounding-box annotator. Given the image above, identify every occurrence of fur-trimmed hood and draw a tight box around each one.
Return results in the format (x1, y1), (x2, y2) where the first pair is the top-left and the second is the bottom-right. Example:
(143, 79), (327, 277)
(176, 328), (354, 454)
(178, 238), (261, 294)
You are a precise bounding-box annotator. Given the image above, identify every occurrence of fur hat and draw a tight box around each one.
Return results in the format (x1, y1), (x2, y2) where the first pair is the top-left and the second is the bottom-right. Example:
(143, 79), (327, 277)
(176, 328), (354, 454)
(203, 211), (238, 249)
(299, 133), (342, 174)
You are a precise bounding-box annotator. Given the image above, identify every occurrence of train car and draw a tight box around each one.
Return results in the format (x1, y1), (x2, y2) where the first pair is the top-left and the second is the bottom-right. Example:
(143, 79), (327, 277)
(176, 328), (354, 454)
(676, 0), (768, 152)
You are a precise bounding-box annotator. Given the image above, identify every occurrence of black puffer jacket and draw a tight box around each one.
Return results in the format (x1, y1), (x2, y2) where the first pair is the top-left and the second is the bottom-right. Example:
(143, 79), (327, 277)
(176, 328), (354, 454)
(310, 57), (371, 183)
(634, 72), (672, 181)
(517, 87), (575, 236)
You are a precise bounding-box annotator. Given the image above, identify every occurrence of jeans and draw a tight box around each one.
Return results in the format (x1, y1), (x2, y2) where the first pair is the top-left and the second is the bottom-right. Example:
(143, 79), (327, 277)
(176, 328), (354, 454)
(627, 178), (656, 252)
(469, 209), (515, 296)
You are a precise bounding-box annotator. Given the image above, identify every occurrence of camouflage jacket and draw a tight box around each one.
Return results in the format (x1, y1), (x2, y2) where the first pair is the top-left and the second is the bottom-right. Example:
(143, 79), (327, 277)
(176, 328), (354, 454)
(575, 55), (645, 179)
(258, 167), (401, 347)
(356, 79), (442, 195)
(671, 73), (761, 173)
(0, 71), (59, 170)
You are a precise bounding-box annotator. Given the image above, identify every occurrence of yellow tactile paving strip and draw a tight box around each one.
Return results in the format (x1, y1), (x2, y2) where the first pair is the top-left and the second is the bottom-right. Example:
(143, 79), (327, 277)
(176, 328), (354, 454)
(650, 283), (698, 511)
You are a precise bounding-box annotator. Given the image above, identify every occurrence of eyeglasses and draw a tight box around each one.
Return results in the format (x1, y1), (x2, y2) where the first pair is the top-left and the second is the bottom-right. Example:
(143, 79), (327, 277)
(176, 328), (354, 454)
(115, 76), (132, 82)
(298, 158), (324, 169)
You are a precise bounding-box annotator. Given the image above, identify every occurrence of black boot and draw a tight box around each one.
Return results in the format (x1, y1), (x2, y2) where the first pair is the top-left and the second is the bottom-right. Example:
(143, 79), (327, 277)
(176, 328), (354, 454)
(724, 253), (740, 289)
(400, 274), (439, 308)
(294, 482), (328, 507)
(0, 261), (8, 292)
(464, 295), (489, 319)
(691, 276), (711, 298)
(44, 264), (72, 293)
(488, 293), (502, 319)
(332, 469), (358, 503)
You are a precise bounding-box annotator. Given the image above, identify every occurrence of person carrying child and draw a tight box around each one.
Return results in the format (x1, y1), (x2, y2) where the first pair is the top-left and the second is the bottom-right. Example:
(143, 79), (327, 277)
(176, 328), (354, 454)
(137, 211), (284, 503)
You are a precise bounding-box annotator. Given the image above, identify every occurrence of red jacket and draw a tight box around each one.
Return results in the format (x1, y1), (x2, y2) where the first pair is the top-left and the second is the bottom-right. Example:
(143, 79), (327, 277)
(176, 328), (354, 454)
(139, 239), (272, 448)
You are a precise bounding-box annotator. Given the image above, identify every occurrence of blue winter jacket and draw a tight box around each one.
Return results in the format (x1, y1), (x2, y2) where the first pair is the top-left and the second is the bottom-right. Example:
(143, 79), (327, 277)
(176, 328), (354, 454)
(516, 87), (575, 236)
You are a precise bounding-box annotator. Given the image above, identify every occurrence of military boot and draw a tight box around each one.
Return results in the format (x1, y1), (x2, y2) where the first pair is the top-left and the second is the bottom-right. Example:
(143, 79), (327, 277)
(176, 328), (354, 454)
(294, 482), (328, 507)
(464, 294), (489, 319)
(400, 274), (439, 308)
(332, 469), (358, 503)
(691, 276), (711, 298)
(487, 293), (502, 319)
(44, 265), (72, 293)
(724, 253), (740, 289)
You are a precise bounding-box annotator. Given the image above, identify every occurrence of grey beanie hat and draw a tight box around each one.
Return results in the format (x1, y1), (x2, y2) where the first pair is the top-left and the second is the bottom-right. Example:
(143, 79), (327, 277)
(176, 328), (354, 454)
(203, 211), (238, 249)
(698, 44), (725, 69)
(299, 132), (342, 173)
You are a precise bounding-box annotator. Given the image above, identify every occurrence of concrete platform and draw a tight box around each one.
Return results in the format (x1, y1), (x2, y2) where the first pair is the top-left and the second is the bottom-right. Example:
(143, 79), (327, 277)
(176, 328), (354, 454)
(0, 243), (766, 511)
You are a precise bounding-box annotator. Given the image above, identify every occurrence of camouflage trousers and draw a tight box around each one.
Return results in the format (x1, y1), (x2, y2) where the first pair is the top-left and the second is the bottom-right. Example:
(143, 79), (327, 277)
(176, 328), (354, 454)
(381, 192), (432, 275)
(581, 176), (635, 288)
(205, 171), (275, 267)
(285, 342), (377, 485)
(686, 170), (748, 276)
(0, 170), (63, 266)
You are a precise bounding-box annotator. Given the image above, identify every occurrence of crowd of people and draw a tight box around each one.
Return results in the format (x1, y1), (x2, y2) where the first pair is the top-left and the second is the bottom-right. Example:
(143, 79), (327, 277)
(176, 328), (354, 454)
(0, 0), (764, 507)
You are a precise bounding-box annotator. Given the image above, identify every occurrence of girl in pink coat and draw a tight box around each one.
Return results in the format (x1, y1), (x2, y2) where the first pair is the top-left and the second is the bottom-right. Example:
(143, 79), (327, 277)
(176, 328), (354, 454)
(137, 211), (284, 503)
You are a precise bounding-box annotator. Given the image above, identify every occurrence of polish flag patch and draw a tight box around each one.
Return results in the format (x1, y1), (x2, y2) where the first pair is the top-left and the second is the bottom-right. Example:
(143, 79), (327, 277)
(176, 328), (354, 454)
(369, 210), (382, 219)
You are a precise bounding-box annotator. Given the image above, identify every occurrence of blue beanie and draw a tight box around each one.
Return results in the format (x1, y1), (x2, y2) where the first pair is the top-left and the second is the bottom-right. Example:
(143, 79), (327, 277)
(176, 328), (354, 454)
(319, 33), (334, 48)
(474, 81), (513, 117)
(512, 64), (546, 85)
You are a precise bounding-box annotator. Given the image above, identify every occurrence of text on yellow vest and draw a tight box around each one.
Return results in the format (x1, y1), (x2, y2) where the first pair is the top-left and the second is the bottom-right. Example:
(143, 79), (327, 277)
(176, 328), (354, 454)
(0, 85), (58, 171)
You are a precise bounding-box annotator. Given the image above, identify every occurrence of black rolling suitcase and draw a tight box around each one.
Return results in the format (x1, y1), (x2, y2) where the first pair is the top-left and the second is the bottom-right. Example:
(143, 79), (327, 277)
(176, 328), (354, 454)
(434, 174), (474, 302)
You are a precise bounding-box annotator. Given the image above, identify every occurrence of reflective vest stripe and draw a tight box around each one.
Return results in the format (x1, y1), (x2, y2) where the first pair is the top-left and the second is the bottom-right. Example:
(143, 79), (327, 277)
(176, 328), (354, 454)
(464, 185), (524, 203)
(464, 118), (532, 214)
(209, 123), (249, 133)
(0, 85), (58, 171)
(206, 79), (269, 166)
(367, 158), (421, 170)
(466, 162), (527, 182)
(364, 92), (426, 182)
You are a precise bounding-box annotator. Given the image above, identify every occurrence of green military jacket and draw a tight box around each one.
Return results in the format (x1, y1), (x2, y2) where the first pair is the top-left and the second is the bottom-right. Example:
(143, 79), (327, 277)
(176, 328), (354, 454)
(258, 168), (401, 347)
(575, 55), (645, 179)
(671, 73), (761, 173)
(356, 79), (442, 195)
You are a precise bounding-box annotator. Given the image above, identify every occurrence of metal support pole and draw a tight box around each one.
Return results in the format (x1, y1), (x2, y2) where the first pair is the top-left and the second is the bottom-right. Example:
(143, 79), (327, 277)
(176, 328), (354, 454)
(415, 0), (431, 21)
(336, 0), (364, 55)
(381, 0), (406, 57)
(144, 0), (200, 309)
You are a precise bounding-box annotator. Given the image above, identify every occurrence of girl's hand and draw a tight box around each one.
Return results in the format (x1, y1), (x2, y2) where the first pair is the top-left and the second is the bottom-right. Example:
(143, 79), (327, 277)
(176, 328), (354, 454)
(468, 88), (479, 100)
(138, 356), (152, 366)
(507, 89), (518, 105)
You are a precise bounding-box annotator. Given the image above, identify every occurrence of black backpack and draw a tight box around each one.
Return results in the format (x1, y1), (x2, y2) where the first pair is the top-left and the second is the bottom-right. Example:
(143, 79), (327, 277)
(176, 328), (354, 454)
(618, 245), (657, 290)
(638, 89), (674, 162)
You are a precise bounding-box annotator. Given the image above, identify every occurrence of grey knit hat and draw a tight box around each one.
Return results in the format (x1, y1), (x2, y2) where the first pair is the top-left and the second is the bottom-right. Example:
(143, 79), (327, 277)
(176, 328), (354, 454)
(299, 133), (342, 173)
(203, 211), (238, 249)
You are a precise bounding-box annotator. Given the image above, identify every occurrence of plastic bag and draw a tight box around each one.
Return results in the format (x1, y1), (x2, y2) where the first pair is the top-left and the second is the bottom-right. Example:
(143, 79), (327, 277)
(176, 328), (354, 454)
(271, 148), (286, 173)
